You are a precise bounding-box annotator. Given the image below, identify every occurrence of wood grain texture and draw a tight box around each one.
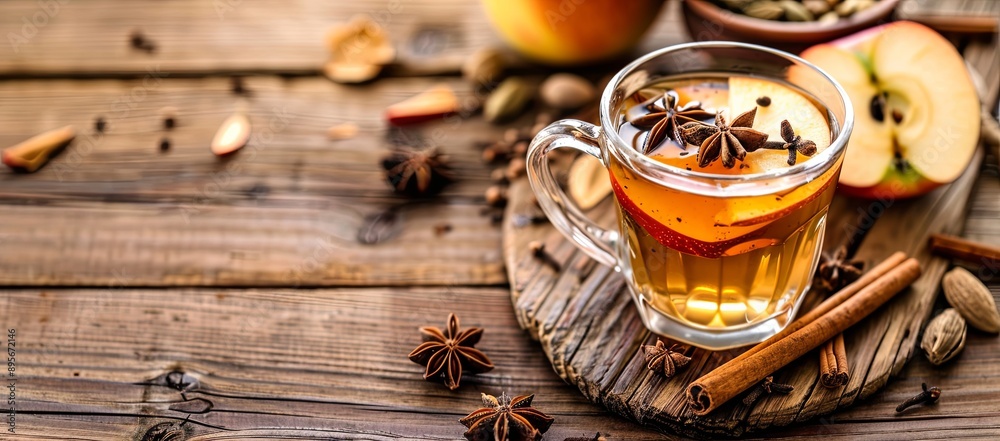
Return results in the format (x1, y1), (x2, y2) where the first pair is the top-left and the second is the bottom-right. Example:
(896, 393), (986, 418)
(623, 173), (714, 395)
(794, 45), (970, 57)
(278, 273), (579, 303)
(0, 76), (511, 287)
(500, 44), (1000, 437)
(1, 287), (669, 440)
(0, 0), (686, 77)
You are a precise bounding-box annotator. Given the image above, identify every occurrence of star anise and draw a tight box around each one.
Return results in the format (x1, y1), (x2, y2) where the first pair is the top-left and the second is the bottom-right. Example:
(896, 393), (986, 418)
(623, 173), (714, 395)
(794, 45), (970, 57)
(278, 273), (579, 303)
(629, 90), (715, 154)
(758, 119), (818, 166)
(460, 392), (554, 441)
(381, 147), (455, 196)
(408, 313), (494, 390)
(742, 376), (795, 406)
(642, 339), (691, 379)
(680, 108), (769, 168)
(816, 245), (865, 293)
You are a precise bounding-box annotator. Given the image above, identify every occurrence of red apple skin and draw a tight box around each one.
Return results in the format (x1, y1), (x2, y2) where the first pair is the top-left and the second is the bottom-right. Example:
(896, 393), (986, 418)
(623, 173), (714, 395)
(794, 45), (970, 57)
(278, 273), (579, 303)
(837, 168), (942, 200)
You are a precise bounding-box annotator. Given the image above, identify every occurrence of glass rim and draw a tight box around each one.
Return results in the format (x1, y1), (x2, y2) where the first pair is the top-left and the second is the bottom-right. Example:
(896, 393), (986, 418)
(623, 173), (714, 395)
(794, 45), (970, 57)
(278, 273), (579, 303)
(599, 41), (855, 193)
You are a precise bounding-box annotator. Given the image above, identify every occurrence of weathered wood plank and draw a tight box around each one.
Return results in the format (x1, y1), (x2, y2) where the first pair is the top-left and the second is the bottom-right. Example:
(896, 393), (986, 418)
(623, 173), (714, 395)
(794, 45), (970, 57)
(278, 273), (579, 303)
(1, 287), (668, 440)
(0, 76), (516, 287)
(0, 0), (686, 77)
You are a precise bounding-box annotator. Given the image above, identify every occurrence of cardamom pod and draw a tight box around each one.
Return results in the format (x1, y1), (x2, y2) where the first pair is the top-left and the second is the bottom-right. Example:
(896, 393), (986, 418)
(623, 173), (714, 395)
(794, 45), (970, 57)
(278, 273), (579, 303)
(484, 77), (533, 123)
(540, 73), (596, 110)
(818, 11), (840, 24)
(802, 0), (831, 15)
(779, 1), (814, 21)
(567, 154), (612, 210)
(921, 309), (967, 365)
(943, 267), (1000, 333)
(463, 47), (506, 86)
(743, 1), (784, 20)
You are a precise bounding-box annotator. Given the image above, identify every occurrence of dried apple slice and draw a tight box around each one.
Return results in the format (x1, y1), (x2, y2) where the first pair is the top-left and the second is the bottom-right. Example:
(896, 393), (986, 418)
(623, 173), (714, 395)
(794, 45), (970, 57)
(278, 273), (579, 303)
(324, 15), (395, 84)
(567, 154), (611, 210)
(2, 125), (76, 172)
(385, 84), (459, 126)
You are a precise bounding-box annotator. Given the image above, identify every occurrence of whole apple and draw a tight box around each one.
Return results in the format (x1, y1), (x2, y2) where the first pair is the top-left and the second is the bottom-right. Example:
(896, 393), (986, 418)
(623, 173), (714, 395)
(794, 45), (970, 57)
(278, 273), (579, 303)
(481, 0), (666, 66)
(799, 21), (981, 199)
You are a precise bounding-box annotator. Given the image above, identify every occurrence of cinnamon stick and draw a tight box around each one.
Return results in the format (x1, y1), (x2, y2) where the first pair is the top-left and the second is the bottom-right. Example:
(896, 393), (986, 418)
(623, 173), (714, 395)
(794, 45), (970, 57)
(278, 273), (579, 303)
(727, 252), (908, 366)
(929, 233), (1000, 263)
(686, 257), (921, 415)
(819, 333), (849, 388)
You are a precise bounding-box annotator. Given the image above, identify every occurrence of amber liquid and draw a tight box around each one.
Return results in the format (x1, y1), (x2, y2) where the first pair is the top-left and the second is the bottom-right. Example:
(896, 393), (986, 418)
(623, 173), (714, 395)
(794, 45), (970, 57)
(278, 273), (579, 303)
(612, 76), (841, 328)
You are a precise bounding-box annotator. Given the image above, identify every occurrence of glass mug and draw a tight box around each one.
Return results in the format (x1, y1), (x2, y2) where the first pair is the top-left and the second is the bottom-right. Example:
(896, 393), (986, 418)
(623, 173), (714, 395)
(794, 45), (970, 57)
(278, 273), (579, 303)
(526, 42), (854, 349)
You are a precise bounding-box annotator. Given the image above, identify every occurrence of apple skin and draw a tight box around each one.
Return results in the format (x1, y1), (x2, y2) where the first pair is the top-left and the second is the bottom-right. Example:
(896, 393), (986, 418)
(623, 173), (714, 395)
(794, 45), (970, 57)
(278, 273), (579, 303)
(481, 0), (665, 66)
(800, 21), (980, 200)
(835, 165), (941, 200)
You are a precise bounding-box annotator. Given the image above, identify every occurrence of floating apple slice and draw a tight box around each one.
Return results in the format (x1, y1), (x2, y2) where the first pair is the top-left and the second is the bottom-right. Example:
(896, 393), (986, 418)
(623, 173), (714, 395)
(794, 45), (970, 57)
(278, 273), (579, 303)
(610, 174), (765, 258)
(2, 125), (76, 172)
(385, 84), (459, 126)
(799, 21), (981, 199)
(728, 76), (831, 174)
(211, 112), (252, 156)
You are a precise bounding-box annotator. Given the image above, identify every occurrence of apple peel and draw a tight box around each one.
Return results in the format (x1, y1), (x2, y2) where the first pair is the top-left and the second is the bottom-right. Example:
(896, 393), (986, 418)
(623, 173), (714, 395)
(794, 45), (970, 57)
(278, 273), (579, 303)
(2, 125), (76, 173)
(384, 84), (459, 126)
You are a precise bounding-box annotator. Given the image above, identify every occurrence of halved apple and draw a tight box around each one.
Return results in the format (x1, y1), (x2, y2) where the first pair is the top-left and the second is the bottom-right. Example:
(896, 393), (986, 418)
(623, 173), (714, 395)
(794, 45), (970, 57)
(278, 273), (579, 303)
(799, 21), (980, 199)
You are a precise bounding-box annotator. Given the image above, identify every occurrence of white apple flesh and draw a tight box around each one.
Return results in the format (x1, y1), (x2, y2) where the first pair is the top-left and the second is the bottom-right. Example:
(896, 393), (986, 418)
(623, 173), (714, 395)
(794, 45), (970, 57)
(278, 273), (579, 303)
(800, 21), (980, 198)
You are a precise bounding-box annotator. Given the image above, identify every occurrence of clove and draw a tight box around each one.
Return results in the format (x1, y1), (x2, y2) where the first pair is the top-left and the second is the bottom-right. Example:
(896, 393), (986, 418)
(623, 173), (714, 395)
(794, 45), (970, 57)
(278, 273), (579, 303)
(743, 376), (794, 406)
(529, 240), (561, 272)
(895, 383), (941, 413)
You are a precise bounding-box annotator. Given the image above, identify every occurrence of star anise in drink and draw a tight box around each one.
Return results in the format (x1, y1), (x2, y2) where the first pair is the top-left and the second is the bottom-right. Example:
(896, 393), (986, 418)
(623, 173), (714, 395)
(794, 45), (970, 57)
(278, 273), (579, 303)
(680, 108), (769, 168)
(758, 119), (819, 165)
(642, 339), (691, 379)
(629, 90), (715, 154)
(816, 245), (865, 293)
(408, 313), (494, 390)
(460, 392), (554, 441)
(381, 146), (455, 196)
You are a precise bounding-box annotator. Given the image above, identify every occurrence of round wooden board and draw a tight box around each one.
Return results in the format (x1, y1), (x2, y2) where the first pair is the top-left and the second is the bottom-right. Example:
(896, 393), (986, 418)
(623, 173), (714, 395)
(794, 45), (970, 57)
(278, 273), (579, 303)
(500, 147), (985, 438)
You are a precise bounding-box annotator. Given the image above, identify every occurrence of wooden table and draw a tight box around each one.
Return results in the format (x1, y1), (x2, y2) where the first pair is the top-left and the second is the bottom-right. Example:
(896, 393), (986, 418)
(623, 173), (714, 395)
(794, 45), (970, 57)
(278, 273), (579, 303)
(1, 1), (998, 439)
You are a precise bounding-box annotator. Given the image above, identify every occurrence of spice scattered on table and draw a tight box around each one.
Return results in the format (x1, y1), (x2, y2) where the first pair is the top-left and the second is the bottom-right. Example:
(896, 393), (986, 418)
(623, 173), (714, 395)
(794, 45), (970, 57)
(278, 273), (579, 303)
(642, 339), (691, 379)
(460, 392), (554, 441)
(128, 29), (156, 53)
(484, 77), (533, 124)
(380, 147), (454, 197)
(408, 313), (494, 390)
(539, 73), (595, 111)
(462, 47), (507, 87)
(230, 77), (248, 95)
(895, 383), (941, 413)
(159, 137), (171, 152)
(742, 376), (794, 406)
(920, 308), (966, 365)
(94, 117), (107, 133)
(816, 245), (865, 294)
(433, 222), (452, 236)
(2, 125), (76, 173)
(528, 241), (561, 272)
(942, 267), (1000, 333)
(160, 107), (177, 130)
(324, 15), (395, 84)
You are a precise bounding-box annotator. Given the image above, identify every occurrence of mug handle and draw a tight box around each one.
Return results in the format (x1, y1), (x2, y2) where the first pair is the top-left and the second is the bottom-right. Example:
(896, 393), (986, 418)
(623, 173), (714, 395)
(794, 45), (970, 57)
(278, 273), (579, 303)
(526, 119), (618, 268)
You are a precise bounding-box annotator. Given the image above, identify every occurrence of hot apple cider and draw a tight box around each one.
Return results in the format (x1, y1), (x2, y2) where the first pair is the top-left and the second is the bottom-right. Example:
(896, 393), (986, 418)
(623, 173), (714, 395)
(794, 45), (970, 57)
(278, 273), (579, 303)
(609, 75), (841, 329)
